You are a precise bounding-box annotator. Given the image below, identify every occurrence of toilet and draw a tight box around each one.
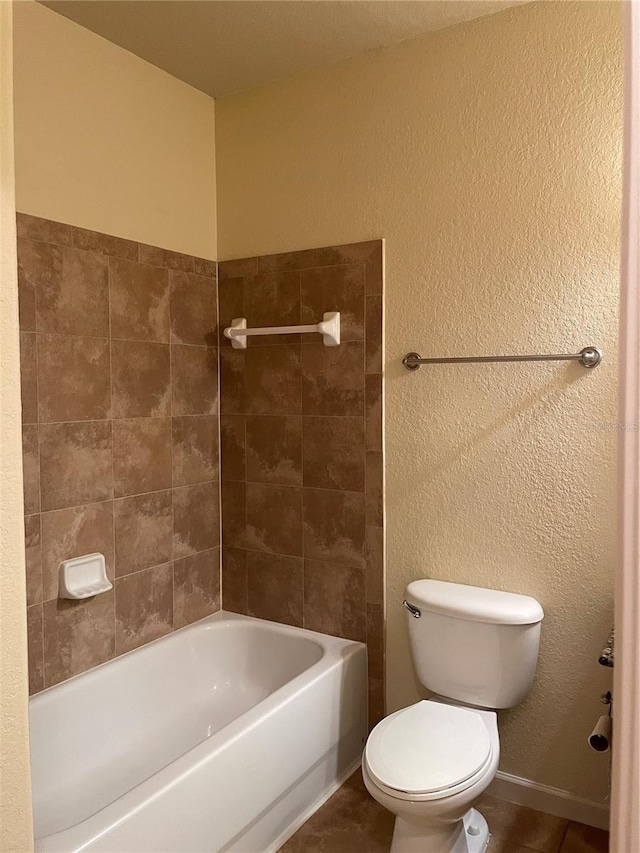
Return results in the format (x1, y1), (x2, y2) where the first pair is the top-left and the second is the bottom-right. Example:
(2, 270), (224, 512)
(362, 579), (544, 853)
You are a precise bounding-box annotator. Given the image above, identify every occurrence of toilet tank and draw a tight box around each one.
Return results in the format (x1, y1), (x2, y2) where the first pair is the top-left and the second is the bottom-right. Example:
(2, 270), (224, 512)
(404, 579), (544, 709)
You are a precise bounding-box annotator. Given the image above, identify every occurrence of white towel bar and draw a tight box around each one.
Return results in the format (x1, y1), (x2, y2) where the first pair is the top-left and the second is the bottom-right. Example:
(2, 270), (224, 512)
(224, 312), (340, 350)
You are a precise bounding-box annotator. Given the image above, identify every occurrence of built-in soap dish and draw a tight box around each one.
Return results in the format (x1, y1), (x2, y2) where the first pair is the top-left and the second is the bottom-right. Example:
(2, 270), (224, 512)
(59, 553), (112, 600)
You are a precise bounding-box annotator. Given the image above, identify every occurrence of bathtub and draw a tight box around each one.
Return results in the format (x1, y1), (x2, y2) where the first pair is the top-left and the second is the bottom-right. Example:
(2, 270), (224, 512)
(30, 611), (368, 853)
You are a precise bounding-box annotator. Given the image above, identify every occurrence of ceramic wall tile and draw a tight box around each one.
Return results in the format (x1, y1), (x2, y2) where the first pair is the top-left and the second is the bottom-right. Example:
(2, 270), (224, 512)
(221, 480), (246, 549)
(244, 271), (300, 346)
(22, 224), (382, 711)
(37, 334), (111, 423)
(27, 605), (44, 695)
(41, 501), (114, 601)
(245, 482), (303, 556)
(115, 564), (173, 655)
(218, 277), (244, 347)
(172, 416), (219, 486)
(302, 416), (364, 491)
(173, 481), (220, 559)
(109, 257), (170, 343)
(139, 242), (199, 273)
(365, 526), (384, 606)
(364, 243), (384, 296)
(302, 341), (364, 416)
(365, 295), (383, 375)
(17, 213), (73, 246)
(218, 242), (383, 727)
(245, 345), (301, 414)
(366, 450), (384, 527)
(303, 488), (365, 569)
(245, 415), (302, 486)
(366, 603), (384, 680)
(171, 345), (218, 416)
(220, 415), (246, 482)
(368, 677), (385, 728)
(114, 490), (173, 576)
(170, 271), (217, 346)
(365, 374), (383, 451)
(221, 547), (248, 614)
(17, 217), (220, 693)
(43, 592), (115, 687)
(24, 514), (42, 607)
(219, 347), (245, 413)
(112, 418), (172, 497)
(111, 340), (171, 418)
(218, 257), (258, 281)
(39, 421), (112, 511)
(301, 265), (364, 341)
(16, 240), (37, 331)
(303, 559), (366, 642)
(174, 548), (221, 628)
(72, 226), (138, 260)
(22, 424), (40, 515)
(20, 332), (37, 424)
(246, 551), (304, 627)
(19, 241), (109, 336)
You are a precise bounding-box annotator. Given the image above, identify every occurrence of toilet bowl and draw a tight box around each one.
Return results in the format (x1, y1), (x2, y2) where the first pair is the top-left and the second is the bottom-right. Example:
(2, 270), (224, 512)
(362, 579), (544, 853)
(363, 700), (499, 853)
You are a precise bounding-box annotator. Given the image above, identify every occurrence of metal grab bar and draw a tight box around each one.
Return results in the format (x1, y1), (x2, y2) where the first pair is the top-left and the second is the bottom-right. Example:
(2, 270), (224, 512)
(402, 346), (602, 371)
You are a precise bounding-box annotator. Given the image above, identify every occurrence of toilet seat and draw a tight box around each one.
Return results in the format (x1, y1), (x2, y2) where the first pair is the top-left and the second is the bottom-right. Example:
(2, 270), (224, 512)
(364, 701), (494, 802)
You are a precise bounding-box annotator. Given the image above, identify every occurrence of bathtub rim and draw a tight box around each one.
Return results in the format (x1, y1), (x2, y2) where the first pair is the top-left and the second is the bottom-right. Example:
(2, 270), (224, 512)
(29, 609), (337, 702)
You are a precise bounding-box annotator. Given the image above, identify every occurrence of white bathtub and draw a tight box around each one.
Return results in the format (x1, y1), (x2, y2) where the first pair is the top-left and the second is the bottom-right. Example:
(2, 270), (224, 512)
(30, 611), (368, 853)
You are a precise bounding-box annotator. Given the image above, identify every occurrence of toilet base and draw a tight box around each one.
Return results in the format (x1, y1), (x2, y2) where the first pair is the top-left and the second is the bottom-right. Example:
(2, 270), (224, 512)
(390, 808), (490, 853)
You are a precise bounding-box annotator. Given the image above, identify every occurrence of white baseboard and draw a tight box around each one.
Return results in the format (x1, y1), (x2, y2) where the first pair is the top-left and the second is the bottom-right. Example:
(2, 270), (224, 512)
(487, 771), (610, 831)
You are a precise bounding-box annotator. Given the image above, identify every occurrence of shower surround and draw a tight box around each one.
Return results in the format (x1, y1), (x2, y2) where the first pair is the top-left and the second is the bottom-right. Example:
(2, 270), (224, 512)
(18, 215), (385, 725)
(18, 213), (220, 694)
(218, 241), (384, 725)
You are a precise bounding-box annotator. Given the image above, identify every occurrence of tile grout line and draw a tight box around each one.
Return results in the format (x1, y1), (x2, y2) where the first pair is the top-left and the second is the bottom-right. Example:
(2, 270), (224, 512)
(32, 238), (45, 688)
(215, 264), (224, 612)
(220, 477), (376, 501)
(37, 412), (223, 427)
(298, 267), (306, 634)
(237, 544), (366, 572)
(17, 225), (215, 274)
(300, 365), (305, 623)
(557, 820), (571, 852)
(169, 260), (176, 636)
(243, 284), (249, 614)
(108, 254), (117, 661)
(30, 330), (219, 348)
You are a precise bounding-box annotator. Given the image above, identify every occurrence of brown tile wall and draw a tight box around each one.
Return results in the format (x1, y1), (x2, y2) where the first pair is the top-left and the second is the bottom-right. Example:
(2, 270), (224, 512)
(17, 218), (384, 721)
(218, 241), (385, 727)
(17, 214), (220, 694)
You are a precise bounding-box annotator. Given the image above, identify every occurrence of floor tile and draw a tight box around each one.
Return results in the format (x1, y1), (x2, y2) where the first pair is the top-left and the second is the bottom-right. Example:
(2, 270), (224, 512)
(559, 821), (609, 853)
(487, 838), (542, 853)
(476, 794), (569, 853)
(279, 774), (608, 853)
(279, 770), (394, 853)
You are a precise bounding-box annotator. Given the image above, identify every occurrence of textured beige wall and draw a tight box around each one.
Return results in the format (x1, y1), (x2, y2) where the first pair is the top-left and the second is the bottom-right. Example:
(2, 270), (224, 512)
(13, 2), (217, 259)
(1, 2), (34, 849)
(216, 1), (622, 801)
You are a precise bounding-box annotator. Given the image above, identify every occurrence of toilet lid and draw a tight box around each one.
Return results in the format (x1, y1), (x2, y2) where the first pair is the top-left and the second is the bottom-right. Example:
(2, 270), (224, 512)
(365, 701), (492, 795)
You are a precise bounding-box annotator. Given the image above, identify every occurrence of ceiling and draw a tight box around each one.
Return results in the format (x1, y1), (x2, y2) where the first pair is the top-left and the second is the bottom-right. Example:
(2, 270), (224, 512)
(41, 0), (528, 98)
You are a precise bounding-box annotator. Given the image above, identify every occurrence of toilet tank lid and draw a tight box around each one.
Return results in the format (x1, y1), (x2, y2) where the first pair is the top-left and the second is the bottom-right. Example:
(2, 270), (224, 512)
(405, 580), (544, 625)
